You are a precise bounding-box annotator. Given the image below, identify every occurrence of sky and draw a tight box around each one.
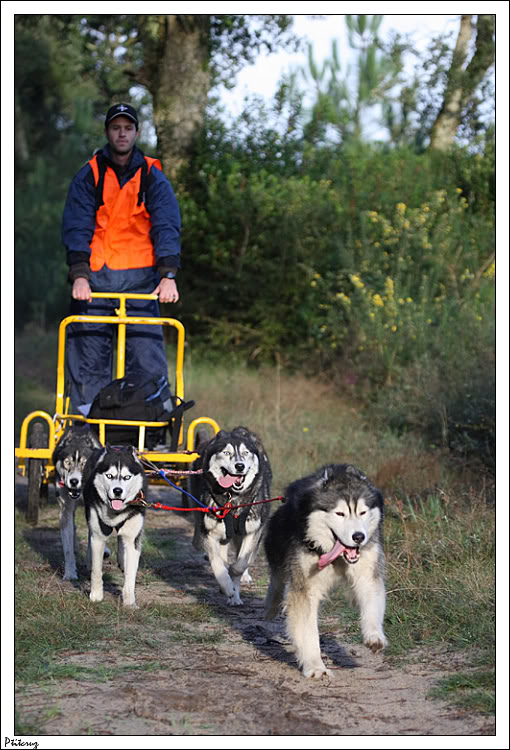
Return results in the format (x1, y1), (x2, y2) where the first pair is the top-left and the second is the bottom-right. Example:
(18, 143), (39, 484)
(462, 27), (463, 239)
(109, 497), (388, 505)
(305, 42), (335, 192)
(218, 13), (464, 120)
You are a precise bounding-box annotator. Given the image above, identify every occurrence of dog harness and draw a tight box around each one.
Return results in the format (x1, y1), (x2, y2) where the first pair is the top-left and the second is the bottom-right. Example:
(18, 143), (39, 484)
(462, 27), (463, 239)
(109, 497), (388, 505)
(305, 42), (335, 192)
(88, 153), (162, 272)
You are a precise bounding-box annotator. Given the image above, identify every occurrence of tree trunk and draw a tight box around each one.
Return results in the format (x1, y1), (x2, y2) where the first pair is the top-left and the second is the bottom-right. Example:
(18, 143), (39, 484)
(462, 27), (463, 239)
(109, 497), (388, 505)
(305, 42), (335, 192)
(137, 15), (211, 183)
(429, 14), (494, 151)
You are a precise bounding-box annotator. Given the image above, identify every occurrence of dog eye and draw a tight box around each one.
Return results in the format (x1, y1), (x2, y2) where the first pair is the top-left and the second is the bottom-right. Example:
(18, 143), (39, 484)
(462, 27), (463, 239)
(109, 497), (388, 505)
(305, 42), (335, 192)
(336, 512), (345, 517)
(106, 473), (114, 480)
(122, 474), (132, 481)
(359, 510), (367, 516)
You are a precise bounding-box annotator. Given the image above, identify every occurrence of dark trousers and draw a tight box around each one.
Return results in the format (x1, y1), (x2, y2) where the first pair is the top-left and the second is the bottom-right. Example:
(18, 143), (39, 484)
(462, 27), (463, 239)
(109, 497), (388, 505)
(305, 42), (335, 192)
(66, 295), (169, 411)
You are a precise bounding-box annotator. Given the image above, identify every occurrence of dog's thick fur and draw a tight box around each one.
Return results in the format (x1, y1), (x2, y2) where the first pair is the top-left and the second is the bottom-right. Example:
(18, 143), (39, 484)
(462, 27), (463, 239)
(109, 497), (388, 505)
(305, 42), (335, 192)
(52, 424), (102, 580)
(82, 444), (147, 607)
(192, 426), (272, 606)
(264, 463), (387, 679)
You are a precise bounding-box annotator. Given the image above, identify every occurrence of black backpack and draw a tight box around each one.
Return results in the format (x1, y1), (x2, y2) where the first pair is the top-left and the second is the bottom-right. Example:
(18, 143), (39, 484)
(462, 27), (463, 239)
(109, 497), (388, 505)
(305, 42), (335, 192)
(88, 375), (194, 450)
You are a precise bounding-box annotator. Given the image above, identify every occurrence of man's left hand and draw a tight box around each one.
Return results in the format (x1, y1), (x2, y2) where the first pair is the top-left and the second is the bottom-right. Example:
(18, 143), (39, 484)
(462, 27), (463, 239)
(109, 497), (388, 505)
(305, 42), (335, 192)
(153, 277), (179, 303)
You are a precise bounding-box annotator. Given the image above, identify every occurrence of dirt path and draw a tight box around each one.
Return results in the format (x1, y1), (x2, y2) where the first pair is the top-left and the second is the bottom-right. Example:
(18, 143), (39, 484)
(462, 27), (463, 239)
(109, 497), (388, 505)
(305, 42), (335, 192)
(15, 484), (495, 738)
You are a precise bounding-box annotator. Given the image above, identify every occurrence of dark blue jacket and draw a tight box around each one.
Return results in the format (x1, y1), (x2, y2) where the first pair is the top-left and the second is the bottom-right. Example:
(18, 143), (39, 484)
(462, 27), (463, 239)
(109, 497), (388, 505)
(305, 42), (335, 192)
(62, 145), (181, 293)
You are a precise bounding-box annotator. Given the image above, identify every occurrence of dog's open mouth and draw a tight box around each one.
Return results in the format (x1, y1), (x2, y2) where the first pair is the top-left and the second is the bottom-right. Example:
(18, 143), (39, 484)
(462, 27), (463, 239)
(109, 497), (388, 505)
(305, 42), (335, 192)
(59, 480), (81, 500)
(318, 539), (360, 569)
(216, 470), (246, 491)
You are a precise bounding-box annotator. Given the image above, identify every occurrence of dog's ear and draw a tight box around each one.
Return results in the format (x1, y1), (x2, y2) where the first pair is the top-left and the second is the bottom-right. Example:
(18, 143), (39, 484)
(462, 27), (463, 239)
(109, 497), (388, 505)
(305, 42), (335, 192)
(346, 464), (367, 481)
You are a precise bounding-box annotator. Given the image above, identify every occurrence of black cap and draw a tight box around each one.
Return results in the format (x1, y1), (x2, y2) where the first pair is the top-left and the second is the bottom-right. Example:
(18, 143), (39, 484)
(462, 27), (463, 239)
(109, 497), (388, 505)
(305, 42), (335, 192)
(105, 103), (139, 128)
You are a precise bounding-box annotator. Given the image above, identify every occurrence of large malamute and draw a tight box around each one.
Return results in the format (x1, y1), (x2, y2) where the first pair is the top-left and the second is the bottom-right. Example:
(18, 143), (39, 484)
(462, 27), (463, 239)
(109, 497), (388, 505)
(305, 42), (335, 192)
(82, 444), (147, 607)
(192, 426), (272, 606)
(52, 424), (102, 580)
(264, 463), (387, 679)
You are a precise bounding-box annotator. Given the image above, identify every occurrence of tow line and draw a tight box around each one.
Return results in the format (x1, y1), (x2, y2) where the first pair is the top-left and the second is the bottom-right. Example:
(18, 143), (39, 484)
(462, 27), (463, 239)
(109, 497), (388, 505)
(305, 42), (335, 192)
(133, 455), (284, 519)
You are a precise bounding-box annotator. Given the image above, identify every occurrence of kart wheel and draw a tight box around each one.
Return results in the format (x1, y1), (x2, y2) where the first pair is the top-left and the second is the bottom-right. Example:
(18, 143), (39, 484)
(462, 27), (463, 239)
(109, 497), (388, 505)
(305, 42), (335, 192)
(26, 422), (47, 525)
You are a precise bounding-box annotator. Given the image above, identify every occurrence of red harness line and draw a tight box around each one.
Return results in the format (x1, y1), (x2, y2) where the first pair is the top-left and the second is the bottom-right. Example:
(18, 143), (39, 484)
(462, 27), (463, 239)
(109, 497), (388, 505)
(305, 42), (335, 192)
(131, 493), (285, 519)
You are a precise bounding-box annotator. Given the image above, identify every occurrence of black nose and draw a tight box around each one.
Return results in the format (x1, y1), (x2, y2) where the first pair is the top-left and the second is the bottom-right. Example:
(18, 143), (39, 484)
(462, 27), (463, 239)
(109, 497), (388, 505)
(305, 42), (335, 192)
(235, 463), (245, 473)
(352, 532), (365, 545)
(113, 487), (123, 497)
(69, 478), (79, 487)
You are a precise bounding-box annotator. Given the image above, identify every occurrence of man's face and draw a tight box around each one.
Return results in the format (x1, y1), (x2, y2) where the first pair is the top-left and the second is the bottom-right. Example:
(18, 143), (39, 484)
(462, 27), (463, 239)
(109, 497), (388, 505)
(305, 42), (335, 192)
(105, 116), (138, 156)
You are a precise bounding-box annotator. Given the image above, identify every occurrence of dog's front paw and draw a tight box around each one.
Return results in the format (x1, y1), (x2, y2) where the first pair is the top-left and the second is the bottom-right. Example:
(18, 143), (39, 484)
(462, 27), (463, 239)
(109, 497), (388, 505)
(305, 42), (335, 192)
(227, 593), (243, 606)
(89, 590), (103, 602)
(240, 569), (253, 584)
(364, 632), (387, 652)
(303, 664), (333, 680)
(63, 567), (78, 581)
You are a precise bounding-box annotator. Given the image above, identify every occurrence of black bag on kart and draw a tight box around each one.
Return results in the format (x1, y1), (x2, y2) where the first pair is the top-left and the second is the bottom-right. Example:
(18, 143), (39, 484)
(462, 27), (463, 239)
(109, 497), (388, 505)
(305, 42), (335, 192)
(88, 375), (194, 450)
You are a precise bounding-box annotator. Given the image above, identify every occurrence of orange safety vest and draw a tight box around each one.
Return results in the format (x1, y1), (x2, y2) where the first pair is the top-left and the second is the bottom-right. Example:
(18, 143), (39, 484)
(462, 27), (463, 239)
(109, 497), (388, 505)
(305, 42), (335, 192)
(88, 154), (162, 272)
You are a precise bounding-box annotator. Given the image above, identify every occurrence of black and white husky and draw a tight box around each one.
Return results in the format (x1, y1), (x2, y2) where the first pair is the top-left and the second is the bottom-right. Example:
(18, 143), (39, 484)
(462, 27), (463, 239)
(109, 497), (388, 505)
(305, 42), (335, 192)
(82, 444), (147, 607)
(52, 424), (102, 580)
(192, 426), (272, 606)
(264, 464), (387, 679)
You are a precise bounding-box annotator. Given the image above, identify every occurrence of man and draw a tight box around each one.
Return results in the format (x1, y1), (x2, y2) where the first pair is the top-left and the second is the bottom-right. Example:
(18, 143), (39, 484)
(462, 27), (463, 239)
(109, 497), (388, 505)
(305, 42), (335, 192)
(62, 103), (181, 414)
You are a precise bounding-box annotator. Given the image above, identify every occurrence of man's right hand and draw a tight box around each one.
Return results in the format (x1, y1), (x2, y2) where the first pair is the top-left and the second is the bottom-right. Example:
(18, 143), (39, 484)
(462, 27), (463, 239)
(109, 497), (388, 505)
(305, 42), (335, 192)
(72, 278), (92, 302)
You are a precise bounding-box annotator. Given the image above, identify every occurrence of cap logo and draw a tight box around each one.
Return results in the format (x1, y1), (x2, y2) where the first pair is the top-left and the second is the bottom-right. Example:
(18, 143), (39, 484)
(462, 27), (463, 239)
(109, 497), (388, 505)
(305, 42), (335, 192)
(117, 105), (128, 112)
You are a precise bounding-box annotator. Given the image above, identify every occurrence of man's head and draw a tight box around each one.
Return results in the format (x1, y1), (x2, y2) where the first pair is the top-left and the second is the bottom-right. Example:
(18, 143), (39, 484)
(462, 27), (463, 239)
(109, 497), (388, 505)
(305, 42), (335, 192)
(105, 103), (139, 159)
(105, 103), (139, 128)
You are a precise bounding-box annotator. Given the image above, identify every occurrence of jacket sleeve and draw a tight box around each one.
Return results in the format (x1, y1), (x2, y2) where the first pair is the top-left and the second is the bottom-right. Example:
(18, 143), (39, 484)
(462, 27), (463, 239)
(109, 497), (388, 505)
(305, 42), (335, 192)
(146, 165), (182, 273)
(61, 164), (96, 276)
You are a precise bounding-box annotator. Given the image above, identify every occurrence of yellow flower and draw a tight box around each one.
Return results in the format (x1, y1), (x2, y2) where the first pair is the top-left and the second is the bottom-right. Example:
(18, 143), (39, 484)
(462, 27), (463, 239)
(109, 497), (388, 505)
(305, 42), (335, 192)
(369, 312), (375, 319)
(336, 292), (351, 305)
(396, 202), (406, 214)
(456, 188), (463, 193)
(385, 277), (395, 297)
(350, 275), (365, 289)
(484, 262), (495, 279)
(398, 298), (405, 305)
(406, 297), (413, 303)
(372, 294), (384, 307)
(392, 325), (398, 332)
(310, 280), (317, 287)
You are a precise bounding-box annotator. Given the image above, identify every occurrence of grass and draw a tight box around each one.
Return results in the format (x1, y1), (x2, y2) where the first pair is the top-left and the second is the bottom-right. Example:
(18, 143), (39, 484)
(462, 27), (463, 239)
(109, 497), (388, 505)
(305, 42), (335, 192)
(429, 671), (496, 714)
(13, 328), (496, 724)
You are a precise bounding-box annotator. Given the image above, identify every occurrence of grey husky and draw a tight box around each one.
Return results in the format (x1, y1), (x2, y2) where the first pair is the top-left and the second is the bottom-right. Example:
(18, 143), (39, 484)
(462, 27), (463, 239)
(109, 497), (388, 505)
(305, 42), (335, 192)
(82, 444), (147, 607)
(264, 463), (387, 679)
(191, 426), (272, 606)
(52, 424), (102, 580)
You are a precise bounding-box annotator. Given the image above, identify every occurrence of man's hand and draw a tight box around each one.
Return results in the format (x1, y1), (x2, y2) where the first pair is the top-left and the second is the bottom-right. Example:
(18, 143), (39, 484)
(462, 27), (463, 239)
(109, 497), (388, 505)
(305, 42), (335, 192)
(153, 277), (179, 303)
(72, 278), (92, 302)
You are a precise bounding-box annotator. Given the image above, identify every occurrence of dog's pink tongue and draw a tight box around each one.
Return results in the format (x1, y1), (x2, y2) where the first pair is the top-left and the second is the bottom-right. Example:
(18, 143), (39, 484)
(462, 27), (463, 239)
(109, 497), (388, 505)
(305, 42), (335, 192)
(112, 499), (124, 511)
(318, 540), (345, 569)
(217, 474), (236, 489)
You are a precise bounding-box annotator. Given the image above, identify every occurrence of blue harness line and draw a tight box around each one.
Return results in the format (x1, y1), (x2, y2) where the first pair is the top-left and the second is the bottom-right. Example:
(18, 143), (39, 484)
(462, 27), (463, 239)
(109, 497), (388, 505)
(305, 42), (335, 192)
(155, 468), (209, 509)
